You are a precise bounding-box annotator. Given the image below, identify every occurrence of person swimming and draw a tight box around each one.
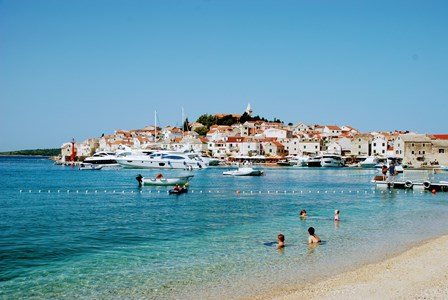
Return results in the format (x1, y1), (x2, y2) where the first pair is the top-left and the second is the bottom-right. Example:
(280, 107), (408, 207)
(307, 227), (321, 244)
(277, 233), (285, 249)
(299, 209), (307, 218)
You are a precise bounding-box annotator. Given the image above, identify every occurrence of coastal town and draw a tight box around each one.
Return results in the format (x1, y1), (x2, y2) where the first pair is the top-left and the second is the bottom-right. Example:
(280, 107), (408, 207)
(59, 104), (448, 168)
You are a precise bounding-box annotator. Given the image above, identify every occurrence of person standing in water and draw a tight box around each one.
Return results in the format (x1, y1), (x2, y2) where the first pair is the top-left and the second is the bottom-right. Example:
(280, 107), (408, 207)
(334, 210), (340, 221)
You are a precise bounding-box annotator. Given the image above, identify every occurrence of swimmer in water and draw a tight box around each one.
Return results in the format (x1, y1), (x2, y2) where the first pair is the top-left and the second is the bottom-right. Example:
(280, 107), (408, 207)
(308, 227), (321, 244)
(277, 233), (285, 249)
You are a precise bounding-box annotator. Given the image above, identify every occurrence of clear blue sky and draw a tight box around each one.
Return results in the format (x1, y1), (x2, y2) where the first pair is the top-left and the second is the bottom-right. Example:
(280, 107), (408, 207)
(1, 0), (447, 151)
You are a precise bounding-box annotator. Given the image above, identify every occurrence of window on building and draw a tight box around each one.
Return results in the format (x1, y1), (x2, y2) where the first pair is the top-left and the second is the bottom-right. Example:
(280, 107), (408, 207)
(412, 151), (414, 154)
(373, 143), (376, 146)
(423, 144), (425, 147)
(412, 143), (415, 147)
(423, 151), (425, 154)
(382, 150), (385, 154)
(439, 149), (445, 154)
(373, 150), (377, 153)
(382, 143), (385, 147)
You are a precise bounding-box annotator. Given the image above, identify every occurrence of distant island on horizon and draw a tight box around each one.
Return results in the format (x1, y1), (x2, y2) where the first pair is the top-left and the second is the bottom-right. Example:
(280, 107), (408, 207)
(0, 149), (60, 157)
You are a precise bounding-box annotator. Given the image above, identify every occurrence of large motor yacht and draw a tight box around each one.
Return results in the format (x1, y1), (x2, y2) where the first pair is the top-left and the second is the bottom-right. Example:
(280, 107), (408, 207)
(81, 151), (120, 169)
(321, 153), (344, 167)
(115, 150), (209, 169)
(306, 156), (322, 167)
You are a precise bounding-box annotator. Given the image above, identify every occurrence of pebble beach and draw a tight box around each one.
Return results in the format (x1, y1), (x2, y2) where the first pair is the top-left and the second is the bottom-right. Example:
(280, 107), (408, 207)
(264, 235), (448, 300)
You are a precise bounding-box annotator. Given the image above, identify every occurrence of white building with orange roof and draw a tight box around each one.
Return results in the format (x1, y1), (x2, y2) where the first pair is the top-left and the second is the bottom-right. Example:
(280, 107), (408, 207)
(286, 134), (303, 156)
(298, 136), (323, 155)
(323, 125), (342, 138)
(206, 125), (233, 142)
(351, 134), (373, 156)
(328, 136), (352, 156)
(371, 134), (388, 157)
(162, 127), (183, 141)
(291, 122), (310, 135)
(261, 140), (286, 157)
(263, 128), (292, 139)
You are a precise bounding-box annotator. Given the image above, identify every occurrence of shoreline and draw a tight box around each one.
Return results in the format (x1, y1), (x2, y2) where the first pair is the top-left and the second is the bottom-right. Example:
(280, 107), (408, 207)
(258, 235), (448, 300)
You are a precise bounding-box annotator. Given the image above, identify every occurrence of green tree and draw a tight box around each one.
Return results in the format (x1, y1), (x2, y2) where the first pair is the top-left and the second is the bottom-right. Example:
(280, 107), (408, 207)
(217, 114), (238, 126)
(194, 126), (209, 136)
(183, 117), (191, 132)
(196, 114), (218, 128)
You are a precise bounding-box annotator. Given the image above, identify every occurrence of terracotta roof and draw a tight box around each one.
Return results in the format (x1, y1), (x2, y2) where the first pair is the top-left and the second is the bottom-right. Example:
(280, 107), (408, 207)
(429, 134), (448, 140)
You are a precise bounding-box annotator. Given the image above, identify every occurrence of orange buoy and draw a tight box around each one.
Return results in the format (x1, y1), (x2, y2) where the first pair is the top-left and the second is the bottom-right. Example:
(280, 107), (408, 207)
(236, 190), (240, 194)
(432, 189), (436, 194)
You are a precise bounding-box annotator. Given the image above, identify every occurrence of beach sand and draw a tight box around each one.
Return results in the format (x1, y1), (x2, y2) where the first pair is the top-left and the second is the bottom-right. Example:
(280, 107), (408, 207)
(261, 235), (448, 300)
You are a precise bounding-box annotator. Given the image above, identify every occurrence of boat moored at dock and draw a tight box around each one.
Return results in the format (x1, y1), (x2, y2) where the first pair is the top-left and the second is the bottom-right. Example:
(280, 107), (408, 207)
(115, 150), (208, 170)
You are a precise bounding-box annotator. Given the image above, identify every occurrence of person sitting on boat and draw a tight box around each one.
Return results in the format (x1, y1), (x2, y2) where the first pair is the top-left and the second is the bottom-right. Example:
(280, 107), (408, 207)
(381, 165), (388, 181)
(173, 184), (182, 191)
(155, 173), (164, 179)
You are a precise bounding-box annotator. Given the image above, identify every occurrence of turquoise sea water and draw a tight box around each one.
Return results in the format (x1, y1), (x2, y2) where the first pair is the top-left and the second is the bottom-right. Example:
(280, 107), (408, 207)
(1, 156), (448, 299)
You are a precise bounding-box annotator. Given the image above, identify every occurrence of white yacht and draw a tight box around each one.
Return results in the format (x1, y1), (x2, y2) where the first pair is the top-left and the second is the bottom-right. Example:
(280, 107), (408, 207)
(115, 150), (208, 169)
(307, 156), (322, 167)
(359, 156), (379, 168)
(81, 151), (120, 170)
(321, 153), (344, 167)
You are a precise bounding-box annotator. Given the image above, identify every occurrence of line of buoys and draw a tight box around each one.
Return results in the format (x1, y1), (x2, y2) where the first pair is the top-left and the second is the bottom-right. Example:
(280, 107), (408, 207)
(18, 189), (428, 195)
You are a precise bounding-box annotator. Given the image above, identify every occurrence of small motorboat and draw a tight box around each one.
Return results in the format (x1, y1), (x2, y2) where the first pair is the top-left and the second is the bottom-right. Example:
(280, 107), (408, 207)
(136, 174), (194, 187)
(79, 163), (103, 170)
(168, 187), (188, 194)
(223, 167), (264, 176)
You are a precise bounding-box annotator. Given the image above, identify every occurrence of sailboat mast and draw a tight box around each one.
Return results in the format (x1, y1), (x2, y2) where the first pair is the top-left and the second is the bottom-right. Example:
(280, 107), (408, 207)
(154, 110), (157, 145)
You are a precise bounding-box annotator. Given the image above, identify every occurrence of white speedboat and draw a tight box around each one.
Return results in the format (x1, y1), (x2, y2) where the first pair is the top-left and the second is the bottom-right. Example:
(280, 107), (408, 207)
(277, 159), (297, 166)
(115, 150), (208, 169)
(79, 163), (103, 170)
(201, 155), (221, 166)
(136, 174), (194, 186)
(321, 154), (344, 167)
(359, 156), (379, 168)
(223, 167), (264, 176)
(82, 151), (120, 169)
